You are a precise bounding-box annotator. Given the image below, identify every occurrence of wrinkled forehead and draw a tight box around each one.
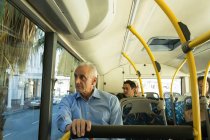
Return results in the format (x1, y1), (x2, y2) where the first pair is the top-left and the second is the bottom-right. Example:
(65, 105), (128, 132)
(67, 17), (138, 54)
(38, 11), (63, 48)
(75, 66), (91, 75)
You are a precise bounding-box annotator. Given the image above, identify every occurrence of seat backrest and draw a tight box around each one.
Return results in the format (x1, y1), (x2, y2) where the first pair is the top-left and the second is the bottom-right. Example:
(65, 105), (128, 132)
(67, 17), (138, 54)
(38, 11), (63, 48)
(144, 92), (159, 100)
(164, 92), (181, 98)
(174, 95), (189, 125)
(165, 98), (173, 123)
(184, 96), (192, 110)
(121, 98), (154, 114)
(120, 97), (165, 125)
(164, 92), (181, 124)
(183, 96), (210, 122)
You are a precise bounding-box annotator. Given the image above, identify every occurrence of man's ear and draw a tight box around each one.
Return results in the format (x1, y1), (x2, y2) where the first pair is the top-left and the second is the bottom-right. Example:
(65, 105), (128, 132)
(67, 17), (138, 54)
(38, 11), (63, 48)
(92, 77), (97, 86)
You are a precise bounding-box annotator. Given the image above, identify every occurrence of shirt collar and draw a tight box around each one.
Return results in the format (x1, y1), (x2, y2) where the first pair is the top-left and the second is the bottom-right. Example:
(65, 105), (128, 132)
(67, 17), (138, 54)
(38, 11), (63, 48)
(75, 88), (101, 100)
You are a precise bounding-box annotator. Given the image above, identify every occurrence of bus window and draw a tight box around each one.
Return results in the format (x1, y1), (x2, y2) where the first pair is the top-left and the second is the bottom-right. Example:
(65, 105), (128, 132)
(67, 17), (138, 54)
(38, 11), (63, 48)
(1, 1), (45, 139)
(50, 44), (80, 139)
(126, 79), (181, 95)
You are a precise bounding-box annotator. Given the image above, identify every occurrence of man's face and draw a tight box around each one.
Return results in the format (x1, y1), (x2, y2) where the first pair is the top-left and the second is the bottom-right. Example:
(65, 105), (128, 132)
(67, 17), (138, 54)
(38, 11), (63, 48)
(74, 66), (96, 99)
(122, 83), (135, 97)
(198, 80), (209, 95)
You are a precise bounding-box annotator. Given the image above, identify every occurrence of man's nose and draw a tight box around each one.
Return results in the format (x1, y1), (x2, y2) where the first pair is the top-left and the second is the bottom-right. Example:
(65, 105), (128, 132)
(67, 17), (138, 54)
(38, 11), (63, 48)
(75, 77), (80, 84)
(124, 89), (128, 92)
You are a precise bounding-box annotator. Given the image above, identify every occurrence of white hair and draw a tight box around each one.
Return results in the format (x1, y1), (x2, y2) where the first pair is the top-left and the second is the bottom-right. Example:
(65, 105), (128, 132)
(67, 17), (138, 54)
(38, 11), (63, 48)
(77, 62), (98, 77)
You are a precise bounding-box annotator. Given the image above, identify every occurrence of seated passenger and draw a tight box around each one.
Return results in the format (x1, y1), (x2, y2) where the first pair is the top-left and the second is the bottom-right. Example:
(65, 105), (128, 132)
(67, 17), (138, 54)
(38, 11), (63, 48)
(198, 76), (210, 97)
(116, 80), (136, 101)
(184, 76), (210, 122)
(56, 62), (123, 139)
(174, 77), (210, 138)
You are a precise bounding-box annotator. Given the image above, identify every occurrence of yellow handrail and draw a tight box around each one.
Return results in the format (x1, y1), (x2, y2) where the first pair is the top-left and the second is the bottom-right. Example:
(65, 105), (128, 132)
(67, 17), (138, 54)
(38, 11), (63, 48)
(60, 131), (70, 140)
(155, 0), (201, 139)
(170, 58), (187, 95)
(127, 26), (163, 99)
(202, 61), (210, 96)
(122, 52), (144, 96)
(189, 31), (210, 49)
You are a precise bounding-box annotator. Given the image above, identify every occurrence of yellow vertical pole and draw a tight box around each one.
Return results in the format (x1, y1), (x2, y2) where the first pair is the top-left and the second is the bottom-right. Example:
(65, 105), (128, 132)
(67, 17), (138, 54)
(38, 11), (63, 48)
(155, 0), (201, 139)
(202, 61), (210, 96)
(170, 58), (187, 95)
(127, 26), (163, 99)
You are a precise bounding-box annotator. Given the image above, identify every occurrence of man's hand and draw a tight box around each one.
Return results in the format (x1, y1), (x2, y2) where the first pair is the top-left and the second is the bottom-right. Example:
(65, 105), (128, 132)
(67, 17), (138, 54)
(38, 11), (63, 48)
(66, 119), (92, 138)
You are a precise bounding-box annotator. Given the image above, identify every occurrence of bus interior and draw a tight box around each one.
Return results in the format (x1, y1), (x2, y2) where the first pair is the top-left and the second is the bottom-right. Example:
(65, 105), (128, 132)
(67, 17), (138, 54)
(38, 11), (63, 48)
(0, 0), (210, 140)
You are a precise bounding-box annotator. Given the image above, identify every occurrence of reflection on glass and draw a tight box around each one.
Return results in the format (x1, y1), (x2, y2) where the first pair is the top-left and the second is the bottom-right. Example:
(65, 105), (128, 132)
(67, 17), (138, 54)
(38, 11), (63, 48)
(0, 0), (45, 139)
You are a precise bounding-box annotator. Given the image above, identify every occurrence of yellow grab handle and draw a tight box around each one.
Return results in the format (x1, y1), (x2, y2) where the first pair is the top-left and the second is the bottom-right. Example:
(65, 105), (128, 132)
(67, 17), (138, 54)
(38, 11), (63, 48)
(60, 131), (70, 140)
(128, 26), (163, 99)
(189, 31), (210, 49)
(122, 52), (144, 96)
(155, 0), (201, 139)
(202, 61), (210, 96)
(170, 58), (187, 96)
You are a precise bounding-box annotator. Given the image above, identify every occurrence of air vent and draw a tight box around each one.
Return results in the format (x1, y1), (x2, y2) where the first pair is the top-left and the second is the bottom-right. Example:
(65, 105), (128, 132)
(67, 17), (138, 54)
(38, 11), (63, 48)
(147, 37), (181, 51)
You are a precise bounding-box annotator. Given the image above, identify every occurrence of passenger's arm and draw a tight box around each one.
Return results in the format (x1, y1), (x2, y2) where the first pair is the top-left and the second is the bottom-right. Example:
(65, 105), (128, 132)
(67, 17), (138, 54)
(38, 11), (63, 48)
(62, 119), (93, 140)
(70, 119), (91, 137)
(56, 97), (73, 133)
(57, 97), (92, 138)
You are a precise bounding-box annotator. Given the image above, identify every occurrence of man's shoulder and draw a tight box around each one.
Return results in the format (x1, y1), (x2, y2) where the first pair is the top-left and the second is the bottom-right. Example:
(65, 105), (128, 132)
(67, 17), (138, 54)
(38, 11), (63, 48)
(97, 89), (117, 99)
(61, 93), (78, 102)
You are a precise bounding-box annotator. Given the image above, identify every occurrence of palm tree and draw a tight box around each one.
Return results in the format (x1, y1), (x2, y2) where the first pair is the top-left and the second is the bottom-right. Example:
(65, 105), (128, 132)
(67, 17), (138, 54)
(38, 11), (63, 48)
(0, 1), (37, 138)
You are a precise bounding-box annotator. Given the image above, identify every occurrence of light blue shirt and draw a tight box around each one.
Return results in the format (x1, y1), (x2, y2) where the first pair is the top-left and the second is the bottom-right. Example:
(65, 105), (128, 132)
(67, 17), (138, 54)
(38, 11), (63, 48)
(56, 88), (123, 139)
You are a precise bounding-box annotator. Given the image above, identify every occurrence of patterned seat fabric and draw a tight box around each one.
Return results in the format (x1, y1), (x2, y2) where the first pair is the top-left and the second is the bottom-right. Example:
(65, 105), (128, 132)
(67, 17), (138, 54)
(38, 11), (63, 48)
(164, 92), (181, 125)
(122, 101), (164, 125)
(165, 98), (174, 124)
(175, 101), (185, 125)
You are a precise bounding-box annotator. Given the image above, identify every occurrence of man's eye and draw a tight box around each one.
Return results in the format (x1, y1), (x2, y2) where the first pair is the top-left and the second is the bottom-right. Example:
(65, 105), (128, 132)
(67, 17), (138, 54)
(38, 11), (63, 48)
(80, 75), (87, 80)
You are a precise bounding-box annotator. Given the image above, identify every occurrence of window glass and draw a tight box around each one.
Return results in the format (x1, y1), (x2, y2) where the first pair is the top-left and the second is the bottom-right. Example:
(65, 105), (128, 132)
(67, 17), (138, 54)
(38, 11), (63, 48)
(0, 0), (45, 139)
(51, 44), (79, 140)
(126, 78), (181, 94)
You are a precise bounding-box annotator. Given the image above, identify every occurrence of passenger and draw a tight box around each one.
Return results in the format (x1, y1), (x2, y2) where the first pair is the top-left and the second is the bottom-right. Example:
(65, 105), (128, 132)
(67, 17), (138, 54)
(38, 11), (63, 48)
(116, 80), (136, 100)
(184, 76), (210, 122)
(56, 62), (123, 139)
(197, 76), (210, 138)
(197, 76), (210, 96)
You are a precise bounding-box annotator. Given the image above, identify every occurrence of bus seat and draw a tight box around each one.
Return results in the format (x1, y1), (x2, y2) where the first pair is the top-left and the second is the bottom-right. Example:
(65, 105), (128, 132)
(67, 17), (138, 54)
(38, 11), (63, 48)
(144, 92), (159, 100)
(120, 97), (165, 125)
(165, 98), (174, 124)
(183, 96), (210, 138)
(184, 96), (210, 122)
(174, 95), (189, 125)
(164, 92), (181, 124)
(164, 92), (180, 99)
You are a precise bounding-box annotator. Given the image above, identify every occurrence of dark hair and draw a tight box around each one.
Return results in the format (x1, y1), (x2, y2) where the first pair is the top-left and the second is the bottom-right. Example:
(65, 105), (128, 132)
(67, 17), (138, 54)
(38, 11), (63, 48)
(197, 76), (210, 84)
(197, 76), (210, 94)
(123, 80), (136, 89)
